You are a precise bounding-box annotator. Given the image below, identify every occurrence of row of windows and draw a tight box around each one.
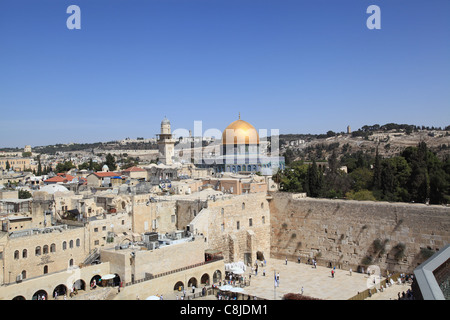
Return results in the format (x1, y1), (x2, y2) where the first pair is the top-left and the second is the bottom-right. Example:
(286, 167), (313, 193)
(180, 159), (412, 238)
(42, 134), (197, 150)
(14, 239), (81, 259)
(0, 160), (29, 165)
(220, 202), (264, 214)
(18, 260), (75, 280)
(221, 216), (265, 232)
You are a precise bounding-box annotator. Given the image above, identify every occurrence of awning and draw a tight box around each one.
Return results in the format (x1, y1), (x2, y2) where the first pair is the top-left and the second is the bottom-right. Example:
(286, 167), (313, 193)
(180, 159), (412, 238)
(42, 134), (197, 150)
(101, 274), (116, 280)
(218, 285), (233, 291)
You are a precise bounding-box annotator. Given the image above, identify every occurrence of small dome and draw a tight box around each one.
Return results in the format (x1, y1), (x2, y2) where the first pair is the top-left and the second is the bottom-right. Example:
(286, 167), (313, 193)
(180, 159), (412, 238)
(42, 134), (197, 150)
(39, 184), (69, 194)
(161, 117), (170, 125)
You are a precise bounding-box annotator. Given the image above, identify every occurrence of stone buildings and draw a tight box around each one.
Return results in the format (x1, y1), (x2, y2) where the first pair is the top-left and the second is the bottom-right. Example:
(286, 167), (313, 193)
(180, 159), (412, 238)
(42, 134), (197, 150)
(0, 117), (448, 300)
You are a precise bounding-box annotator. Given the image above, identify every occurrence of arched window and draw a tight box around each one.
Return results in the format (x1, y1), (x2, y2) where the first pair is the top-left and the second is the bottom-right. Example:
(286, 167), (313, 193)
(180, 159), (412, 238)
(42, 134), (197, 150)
(35, 246), (41, 256)
(22, 249), (27, 258)
(21, 270), (26, 280)
(261, 202), (264, 209)
(242, 202), (245, 210)
(14, 250), (19, 260)
(69, 240), (73, 249)
(69, 259), (74, 267)
(62, 241), (67, 250)
(50, 244), (56, 253)
(76, 239), (80, 247)
(43, 265), (48, 274)
(43, 245), (49, 254)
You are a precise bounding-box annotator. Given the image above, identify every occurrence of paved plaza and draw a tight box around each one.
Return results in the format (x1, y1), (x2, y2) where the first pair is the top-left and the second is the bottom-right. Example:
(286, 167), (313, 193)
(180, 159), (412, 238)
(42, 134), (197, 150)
(236, 258), (376, 300)
(159, 258), (411, 300)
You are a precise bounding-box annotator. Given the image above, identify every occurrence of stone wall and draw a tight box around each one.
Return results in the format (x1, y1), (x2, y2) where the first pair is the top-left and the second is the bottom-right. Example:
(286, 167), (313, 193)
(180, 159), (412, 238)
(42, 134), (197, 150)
(190, 193), (271, 264)
(269, 192), (450, 274)
(131, 195), (177, 234)
(100, 236), (207, 283)
(1, 226), (87, 284)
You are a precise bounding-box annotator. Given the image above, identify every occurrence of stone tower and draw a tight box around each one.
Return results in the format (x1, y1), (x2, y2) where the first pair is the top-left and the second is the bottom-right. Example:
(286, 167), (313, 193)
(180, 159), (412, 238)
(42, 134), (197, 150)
(157, 117), (175, 165)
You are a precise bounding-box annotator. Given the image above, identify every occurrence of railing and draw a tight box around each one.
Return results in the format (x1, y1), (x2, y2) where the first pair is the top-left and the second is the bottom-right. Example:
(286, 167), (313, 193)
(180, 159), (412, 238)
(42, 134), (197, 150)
(185, 287), (266, 300)
(124, 256), (224, 287)
(348, 272), (401, 300)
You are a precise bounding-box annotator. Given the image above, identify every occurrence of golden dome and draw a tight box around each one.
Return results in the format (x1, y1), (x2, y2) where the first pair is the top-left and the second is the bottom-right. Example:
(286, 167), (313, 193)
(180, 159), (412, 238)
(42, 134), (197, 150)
(222, 116), (260, 145)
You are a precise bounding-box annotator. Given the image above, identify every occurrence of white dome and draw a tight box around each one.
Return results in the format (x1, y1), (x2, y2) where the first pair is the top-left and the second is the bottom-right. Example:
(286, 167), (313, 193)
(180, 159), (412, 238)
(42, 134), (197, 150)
(39, 184), (70, 194)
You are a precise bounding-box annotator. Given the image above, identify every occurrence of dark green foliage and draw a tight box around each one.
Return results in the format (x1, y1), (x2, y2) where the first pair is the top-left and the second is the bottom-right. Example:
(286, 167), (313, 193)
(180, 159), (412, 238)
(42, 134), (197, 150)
(104, 153), (117, 171)
(55, 161), (75, 173)
(18, 189), (32, 199)
(277, 141), (449, 205)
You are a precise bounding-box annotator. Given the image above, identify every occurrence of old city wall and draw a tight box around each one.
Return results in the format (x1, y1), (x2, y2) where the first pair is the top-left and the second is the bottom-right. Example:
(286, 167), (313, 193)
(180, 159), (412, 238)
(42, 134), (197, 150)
(269, 192), (450, 274)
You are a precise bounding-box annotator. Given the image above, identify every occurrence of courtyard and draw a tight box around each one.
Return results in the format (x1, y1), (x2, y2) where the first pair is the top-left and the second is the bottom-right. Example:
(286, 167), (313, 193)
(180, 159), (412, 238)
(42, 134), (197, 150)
(159, 258), (411, 300)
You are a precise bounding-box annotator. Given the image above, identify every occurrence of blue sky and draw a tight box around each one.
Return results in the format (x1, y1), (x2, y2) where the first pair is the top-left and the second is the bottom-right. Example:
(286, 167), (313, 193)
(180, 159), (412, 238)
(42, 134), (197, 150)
(0, 0), (449, 147)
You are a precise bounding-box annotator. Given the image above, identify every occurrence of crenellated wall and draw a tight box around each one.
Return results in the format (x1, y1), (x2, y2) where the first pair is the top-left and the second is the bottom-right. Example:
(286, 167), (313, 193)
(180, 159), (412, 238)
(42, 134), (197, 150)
(269, 192), (450, 274)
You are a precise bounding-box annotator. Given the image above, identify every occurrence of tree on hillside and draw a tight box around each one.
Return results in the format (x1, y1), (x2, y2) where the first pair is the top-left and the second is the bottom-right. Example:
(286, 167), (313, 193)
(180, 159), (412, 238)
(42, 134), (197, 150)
(306, 159), (323, 197)
(104, 153), (117, 171)
(55, 161), (75, 173)
(372, 147), (382, 190)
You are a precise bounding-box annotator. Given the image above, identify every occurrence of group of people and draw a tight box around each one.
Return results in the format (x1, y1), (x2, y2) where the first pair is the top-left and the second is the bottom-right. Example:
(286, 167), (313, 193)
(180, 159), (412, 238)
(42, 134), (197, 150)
(398, 289), (415, 300)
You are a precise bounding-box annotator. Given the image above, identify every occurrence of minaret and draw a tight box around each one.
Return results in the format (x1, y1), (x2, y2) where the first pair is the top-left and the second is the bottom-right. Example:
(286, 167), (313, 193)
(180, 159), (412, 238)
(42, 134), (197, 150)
(157, 117), (176, 165)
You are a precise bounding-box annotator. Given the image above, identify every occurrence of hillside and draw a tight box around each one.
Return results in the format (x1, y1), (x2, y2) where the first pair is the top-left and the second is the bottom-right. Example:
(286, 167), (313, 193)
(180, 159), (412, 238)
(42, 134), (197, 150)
(280, 129), (450, 163)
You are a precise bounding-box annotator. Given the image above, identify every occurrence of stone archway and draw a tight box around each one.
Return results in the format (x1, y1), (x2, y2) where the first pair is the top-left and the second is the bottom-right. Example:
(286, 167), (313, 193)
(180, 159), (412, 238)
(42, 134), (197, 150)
(73, 279), (86, 291)
(200, 273), (210, 285)
(174, 281), (184, 291)
(213, 270), (222, 283)
(12, 295), (26, 300)
(256, 251), (265, 261)
(32, 289), (48, 300)
(90, 275), (101, 288)
(187, 277), (197, 288)
(53, 284), (67, 298)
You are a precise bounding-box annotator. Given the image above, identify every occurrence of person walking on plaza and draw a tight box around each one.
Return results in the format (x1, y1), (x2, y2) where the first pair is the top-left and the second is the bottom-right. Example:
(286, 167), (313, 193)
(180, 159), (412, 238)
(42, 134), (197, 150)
(285, 257), (288, 265)
(331, 269), (335, 278)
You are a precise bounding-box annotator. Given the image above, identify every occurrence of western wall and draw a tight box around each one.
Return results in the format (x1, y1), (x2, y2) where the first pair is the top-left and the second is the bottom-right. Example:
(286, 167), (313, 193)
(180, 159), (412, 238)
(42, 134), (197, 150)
(269, 192), (450, 274)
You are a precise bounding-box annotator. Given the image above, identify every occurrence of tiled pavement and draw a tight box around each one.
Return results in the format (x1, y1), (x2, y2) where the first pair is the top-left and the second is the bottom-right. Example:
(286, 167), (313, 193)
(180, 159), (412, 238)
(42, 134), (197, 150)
(161, 258), (410, 300)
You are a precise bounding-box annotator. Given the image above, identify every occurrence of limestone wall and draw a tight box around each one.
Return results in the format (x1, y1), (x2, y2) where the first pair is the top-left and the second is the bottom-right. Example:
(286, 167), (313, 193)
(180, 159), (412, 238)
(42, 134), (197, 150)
(269, 192), (450, 274)
(190, 193), (271, 264)
(0, 262), (110, 300)
(100, 237), (207, 283)
(131, 195), (177, 234)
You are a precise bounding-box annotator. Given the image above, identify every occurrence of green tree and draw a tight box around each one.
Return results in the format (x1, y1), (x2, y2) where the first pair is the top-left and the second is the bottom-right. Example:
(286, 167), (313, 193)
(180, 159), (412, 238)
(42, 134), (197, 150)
(278, 161), (309, 193)
(104, 153), (117, 171)
(349, 167), (373, 191)
(5, 161), (10, 170)
(55, 161), (75, 173)
(306, 159), (323, 197)
(37, 155), (42, 176)
(321, 151), (351, 198)
(372, 147), (382, 190)
(18, 189), (32, 199)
